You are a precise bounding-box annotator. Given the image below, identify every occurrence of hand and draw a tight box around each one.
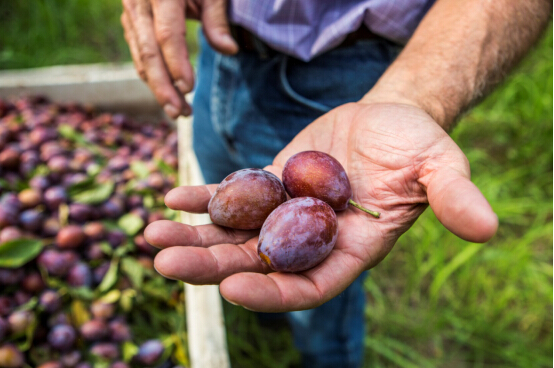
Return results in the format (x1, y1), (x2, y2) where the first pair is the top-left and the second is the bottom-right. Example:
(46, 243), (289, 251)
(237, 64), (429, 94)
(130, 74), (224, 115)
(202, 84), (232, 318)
(144, 102), (498, 312)
(121, 0), (238, 118)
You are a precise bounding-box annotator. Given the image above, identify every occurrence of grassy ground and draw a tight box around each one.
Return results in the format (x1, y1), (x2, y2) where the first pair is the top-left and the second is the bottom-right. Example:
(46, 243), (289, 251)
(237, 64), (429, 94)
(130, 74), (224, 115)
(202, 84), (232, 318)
(362, 28), (553, 367)
(1, 2), (552, 367)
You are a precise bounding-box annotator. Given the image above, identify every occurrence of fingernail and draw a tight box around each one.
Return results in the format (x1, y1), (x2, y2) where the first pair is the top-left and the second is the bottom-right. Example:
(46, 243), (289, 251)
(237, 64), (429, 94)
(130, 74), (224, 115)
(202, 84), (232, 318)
(220, 293), (239, 306)
(174, 79), (190, 95)
(164, 104), (180, 119)
(221, 34), (239, 53)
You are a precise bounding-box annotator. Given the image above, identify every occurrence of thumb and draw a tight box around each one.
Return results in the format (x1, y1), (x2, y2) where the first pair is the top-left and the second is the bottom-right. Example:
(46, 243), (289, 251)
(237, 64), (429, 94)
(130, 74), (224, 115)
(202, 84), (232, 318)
(202, 0), (239, 55)
(425, 166), (498, 243)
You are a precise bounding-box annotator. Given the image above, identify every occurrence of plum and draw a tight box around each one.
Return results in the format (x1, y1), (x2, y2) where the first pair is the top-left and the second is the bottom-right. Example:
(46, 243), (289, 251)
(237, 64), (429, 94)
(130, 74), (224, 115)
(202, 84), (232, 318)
(208, 168), (287, 230)
(90, 342), (119, 360)
(68, 203), (94, 223)
(257, 197), (338, 272)
(66, 262), (92, 287)
(19, 209), (44, 232)
(60, 350), (81, 368)
(132, 339), (164, 366)
(83, 221), (105, 241)
(282, 151), (380, 217)
(37, 249), (78, 277)
(90, 300), (115, 320)
(39, 290), (62, 313)
(0, 344), (25, 368)
(7, 310), (34, 334)
(44, 186), (68, 211)
(108, 318), (131, 342)
(0, 226), (22, 243)
(22, 271), (46, 293)
(18, 188), (42, 208)
(47, 324), (76, 351)
(56, 225), (86, 249)
(0, 268), (24, 285)
(0, 147), (20, 170)
(42, 217), (61, 237)
(79, 319), (108, 341)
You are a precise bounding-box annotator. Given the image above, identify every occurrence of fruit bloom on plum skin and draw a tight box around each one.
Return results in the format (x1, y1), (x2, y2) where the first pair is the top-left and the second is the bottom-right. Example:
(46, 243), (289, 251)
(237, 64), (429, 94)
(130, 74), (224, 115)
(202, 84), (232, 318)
(257, 197), (338, 272)
(208, 168), (287, 230)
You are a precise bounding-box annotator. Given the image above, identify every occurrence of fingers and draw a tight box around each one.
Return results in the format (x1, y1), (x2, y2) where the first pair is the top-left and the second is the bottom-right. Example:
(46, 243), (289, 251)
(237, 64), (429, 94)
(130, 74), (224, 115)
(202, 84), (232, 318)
(144, 220), (258, 249)
(201, 0), (239, 55)
(164, 184), (218, 212)
(121, 0), (190, 118)
(151, 0), (195, 95)
(153, 237), (270, 284)
(219, 247), (366, 312)
(425, 166), (498, 243)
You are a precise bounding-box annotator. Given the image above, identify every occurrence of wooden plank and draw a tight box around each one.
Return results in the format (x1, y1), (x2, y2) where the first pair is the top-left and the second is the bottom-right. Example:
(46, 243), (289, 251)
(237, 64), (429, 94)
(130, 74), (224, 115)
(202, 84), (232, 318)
(0, 63), (162, 119)
(177, 115), (231, 368)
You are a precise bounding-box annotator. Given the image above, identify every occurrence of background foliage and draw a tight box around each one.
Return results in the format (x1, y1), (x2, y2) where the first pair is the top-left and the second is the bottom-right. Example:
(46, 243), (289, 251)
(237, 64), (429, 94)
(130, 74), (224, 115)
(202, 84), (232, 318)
(1, 1), (552, 367)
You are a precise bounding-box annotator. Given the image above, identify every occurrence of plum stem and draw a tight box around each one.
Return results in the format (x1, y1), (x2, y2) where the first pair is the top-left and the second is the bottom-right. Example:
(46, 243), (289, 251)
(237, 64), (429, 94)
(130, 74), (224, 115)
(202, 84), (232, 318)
(348, 199), (380, 218)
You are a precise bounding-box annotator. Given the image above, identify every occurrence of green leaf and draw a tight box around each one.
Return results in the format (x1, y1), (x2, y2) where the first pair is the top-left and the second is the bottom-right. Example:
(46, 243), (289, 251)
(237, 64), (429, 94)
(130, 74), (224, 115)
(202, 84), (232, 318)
(121, 257), (144, 289)
(70, 180), (114, 205)
(122, 341), (139, 362)
(99, 289), (121, 304)
(0, 238), (44, 268)
(430, 242), (484, 302)
(117, 213), (144, 236)
(130, 160), (150, 179)
(155, 157), (176, 176)
(97, 258), (119, 293)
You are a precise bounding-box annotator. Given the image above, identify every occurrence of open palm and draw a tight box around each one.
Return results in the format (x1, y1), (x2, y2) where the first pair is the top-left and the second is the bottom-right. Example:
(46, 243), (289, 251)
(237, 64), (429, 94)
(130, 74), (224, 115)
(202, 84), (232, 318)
(144, 102), (498, 312)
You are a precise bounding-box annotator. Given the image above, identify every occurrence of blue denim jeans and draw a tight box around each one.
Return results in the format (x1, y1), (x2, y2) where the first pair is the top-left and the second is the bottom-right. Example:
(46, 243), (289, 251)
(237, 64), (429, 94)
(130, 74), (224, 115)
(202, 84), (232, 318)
(192, 33), (401, 368)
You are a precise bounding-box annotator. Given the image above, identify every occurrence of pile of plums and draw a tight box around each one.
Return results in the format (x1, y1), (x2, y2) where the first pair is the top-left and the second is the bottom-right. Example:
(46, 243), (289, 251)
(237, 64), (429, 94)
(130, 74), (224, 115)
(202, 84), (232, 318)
(0, 96), (187, 368)
(208, 151), (380, 273)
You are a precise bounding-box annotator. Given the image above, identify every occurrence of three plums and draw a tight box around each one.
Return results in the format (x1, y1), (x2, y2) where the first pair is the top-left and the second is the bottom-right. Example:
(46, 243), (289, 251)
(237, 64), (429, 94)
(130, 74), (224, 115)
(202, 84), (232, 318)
(207, 151), (379, 272)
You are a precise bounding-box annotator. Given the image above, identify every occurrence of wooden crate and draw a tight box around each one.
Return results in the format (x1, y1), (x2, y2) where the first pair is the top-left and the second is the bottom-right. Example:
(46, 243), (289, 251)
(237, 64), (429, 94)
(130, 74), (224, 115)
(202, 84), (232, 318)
(0, 63), (230, 368)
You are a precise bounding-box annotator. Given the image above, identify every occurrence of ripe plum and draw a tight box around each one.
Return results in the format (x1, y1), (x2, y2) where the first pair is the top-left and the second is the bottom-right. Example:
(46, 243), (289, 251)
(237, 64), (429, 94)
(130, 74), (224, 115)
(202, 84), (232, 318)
(208, 168), (287, 230)
(257, 197), (338, 272)
(282, 151), (380, 217)
(56, 225), (86, 249)
(47, 324), (76, 351)
(132, 339), (164, 366)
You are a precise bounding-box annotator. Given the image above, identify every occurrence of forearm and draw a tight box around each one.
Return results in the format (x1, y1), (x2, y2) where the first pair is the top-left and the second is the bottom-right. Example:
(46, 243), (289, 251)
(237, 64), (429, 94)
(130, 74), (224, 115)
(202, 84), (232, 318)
(362, 0), (552, 130)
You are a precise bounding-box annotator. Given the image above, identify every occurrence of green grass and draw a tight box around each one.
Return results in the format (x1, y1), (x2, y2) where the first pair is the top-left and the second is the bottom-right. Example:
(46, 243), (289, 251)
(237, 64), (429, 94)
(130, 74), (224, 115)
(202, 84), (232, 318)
(1, 3), (552, 367)
(363, 27), (553, 367)
(0, 1), (199, 70)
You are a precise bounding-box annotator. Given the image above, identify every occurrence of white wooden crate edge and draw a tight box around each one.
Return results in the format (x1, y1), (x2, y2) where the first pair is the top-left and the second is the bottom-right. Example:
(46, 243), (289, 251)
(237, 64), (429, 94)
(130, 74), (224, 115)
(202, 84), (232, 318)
(177, 115), (231, 368)
(0, 63), (230, 368)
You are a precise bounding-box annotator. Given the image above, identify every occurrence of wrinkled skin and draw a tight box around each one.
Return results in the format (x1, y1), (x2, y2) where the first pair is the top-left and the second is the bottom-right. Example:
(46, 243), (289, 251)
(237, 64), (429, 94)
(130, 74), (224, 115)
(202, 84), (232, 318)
(208, 168), (287, 230)
(282, 151), (352, 211)
(144, 102), (498, 312)
(258, 197), (338, 273)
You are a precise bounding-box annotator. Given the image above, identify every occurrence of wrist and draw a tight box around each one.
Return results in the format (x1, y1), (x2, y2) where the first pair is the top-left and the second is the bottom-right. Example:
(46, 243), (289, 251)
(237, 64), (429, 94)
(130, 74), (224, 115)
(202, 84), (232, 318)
(360, 65), (467, 132)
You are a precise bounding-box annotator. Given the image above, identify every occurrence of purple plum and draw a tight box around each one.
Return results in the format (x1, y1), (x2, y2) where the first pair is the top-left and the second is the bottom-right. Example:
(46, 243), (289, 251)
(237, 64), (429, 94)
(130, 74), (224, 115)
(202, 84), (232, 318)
(208, 168), (287, 230)
(257, 197), (338, 272)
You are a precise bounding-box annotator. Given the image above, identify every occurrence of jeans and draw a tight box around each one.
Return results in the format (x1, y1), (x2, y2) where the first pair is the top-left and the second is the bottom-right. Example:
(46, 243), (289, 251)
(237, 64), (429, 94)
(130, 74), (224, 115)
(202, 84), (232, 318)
(192, 32), (401, 368)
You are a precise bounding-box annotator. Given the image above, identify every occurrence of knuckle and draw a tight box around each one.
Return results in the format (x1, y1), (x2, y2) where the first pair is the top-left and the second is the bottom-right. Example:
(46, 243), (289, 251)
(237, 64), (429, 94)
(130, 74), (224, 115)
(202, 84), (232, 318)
(155, 25), (185, 47)
(138, 46), (158, 64)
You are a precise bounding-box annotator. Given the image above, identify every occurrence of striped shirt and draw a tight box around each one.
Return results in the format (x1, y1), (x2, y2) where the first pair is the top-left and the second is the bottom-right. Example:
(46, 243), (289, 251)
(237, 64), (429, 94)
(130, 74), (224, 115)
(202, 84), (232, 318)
(229, 0), (435, 61)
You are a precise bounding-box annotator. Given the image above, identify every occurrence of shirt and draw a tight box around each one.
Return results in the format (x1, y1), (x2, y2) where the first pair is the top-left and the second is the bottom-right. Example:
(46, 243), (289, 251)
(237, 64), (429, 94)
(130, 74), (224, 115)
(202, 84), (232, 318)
(228, 0), (435, 61)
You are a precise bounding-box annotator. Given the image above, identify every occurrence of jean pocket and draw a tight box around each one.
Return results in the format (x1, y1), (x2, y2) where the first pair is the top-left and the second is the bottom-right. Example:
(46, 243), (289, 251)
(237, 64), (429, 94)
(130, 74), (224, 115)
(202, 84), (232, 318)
(278, 55), (333, 114)
(280, 39), (402, 112)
